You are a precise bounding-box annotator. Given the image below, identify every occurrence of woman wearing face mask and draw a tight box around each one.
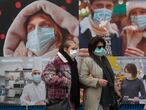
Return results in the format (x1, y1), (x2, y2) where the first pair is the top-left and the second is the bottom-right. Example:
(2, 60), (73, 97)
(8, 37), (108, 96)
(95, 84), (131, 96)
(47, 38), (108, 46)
(122, 1), (146, 56)
(3, 0), (78, 57)
(41, 39), (80, 110)
(79, 0), (122, 57)
(79, 36), (117, 110)
(117, 63), (146, 104)
(20, 70), (46, 105)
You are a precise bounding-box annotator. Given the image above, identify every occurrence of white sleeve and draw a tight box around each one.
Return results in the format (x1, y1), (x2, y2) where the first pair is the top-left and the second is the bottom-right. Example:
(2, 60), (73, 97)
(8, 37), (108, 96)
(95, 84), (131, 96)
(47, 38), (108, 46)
(20, 86), (36, 105)
(43, 83), (46, 100)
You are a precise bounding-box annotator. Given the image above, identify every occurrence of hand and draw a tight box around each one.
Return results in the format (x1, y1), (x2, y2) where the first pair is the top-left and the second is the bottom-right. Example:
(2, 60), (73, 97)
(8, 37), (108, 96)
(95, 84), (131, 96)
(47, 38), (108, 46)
(124, 47), (144, 56)
(35, 101), (46, 105)
(133, 97), (140, 103)
(98, 79), (108, 87)
(80, 89), (83, 103)
(92, 26), (109, 36)
(24, 96), (30, 101)
(114, 81), (122, 97)
(49, 75), (60, 84)
(62, 76), (71, 86)
(123, 25), (144, 48)
(14, 41), (36, 57)
(123, 96), (129, 101)
(49, 75), (70, 87)
(115, 81), (121, 91)
(90, 20), (109, 36)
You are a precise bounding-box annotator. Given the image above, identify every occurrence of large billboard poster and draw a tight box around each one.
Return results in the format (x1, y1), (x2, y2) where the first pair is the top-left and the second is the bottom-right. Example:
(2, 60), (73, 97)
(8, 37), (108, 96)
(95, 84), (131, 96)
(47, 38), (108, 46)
(0, 57), (146, 105)
(108, 56), (146, 104)
(79, 0), (146, 57)
(0, 0), (78, 57)
(1, 0), (146, 57)
(0, 0), (79, 106)
(0, 57), (49, 105)
(0, 0), (146, 109)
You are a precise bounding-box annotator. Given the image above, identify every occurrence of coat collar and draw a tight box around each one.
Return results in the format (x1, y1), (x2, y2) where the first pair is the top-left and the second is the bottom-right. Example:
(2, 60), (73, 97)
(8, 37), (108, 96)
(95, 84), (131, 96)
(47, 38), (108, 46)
(57, 52), (68, 63)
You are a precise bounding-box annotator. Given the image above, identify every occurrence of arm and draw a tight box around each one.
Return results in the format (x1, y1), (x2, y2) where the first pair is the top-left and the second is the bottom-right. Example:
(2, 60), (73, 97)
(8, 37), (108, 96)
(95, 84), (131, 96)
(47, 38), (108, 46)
(139, 80), (146, 99)
(14, 41), (36, 57)
(121, 26), (144, 56)
(79, 58), (99, 88)
(20, 86), (36, 105)
(41, 61), (70, 87)
(114, 81), (122, 98)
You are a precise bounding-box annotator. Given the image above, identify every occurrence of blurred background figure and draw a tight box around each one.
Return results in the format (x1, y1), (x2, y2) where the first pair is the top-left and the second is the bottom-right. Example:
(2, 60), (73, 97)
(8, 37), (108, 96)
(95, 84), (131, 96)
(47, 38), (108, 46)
(20, 69), (46, 105)
(3, 0), (78, 57)
(122, 1), (146, 56)
(79, 0), (122, 57)
(116, 63), (146, 104)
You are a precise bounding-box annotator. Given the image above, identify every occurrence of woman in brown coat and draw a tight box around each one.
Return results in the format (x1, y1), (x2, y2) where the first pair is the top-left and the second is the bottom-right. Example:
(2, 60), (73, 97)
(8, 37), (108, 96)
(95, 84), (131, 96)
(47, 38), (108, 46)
(80, 36), (117, 110)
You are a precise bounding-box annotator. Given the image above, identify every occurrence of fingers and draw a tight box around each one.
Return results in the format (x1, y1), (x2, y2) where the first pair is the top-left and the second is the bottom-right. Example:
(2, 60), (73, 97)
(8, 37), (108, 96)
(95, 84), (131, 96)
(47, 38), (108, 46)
(123, 25), (142, 37)
(123, 25), (138, 31)
(14, 41), (28, 56)
(124, 47), (144, 56)
(98, 79), (108, 87)
(35, 101), (46, 105)
(13, 41), (36, 57)
(133, 97), (139, 102)
(24, 96), (30, 101)
(49, 75), (70, 87)
(27, 49), (34, 57)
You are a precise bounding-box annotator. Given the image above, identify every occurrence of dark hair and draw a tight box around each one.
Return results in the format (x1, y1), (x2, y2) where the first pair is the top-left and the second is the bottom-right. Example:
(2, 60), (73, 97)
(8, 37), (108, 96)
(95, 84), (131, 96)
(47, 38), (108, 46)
(88, 36), (106, 55)
(125, 63), (137, 78)
(59, 39), (76, 50)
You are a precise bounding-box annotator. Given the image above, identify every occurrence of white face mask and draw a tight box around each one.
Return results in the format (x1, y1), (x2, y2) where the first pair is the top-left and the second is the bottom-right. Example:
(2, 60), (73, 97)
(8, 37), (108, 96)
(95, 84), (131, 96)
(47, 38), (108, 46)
(131, 14), (146, 30)
(137, 72), (144, 79)
(69, 49), (78, 58)
(32, 75), (41, 84)
(93, 8), (112, 23)
(26, 27), (55, 56)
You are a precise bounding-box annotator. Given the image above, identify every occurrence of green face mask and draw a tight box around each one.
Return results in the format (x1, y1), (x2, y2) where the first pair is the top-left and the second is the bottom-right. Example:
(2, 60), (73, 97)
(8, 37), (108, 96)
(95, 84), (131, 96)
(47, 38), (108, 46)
(94, 47), (106, 56)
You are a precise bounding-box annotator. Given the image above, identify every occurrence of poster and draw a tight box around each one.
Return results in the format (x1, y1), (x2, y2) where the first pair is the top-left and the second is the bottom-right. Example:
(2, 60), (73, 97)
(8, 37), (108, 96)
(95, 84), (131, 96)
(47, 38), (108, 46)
(0, 57), (49, 105)
(109, 56), (146, 104)
(0, 0), (78, 57)
(0, 0), (146, 108)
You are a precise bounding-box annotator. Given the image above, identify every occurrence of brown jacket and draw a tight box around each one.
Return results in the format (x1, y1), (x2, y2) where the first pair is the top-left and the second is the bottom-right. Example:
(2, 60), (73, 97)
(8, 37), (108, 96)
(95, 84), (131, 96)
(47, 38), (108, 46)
(79, 57), (103, 110)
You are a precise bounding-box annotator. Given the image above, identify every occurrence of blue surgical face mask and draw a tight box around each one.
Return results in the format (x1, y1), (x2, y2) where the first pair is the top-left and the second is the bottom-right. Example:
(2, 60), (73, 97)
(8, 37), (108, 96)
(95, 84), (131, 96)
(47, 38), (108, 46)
(131, 15), (146, 30)
(93, 8), (112, 23)
(69, 49), (78, 59)
(32, 75), (41, 84)
(94, 47), (106, 56)
(26, 27), (55, 56)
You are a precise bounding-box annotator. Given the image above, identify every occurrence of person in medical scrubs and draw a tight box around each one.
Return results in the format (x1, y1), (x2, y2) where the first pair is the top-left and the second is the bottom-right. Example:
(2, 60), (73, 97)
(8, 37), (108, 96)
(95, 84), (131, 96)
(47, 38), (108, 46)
(20, 69), (46, 105)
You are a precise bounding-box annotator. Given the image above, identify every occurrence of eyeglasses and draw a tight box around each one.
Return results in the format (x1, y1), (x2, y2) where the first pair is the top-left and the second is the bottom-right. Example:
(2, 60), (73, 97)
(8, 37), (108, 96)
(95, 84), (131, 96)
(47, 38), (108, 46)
(33, 72), (40, 75)
(97, 46), (105, 49)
